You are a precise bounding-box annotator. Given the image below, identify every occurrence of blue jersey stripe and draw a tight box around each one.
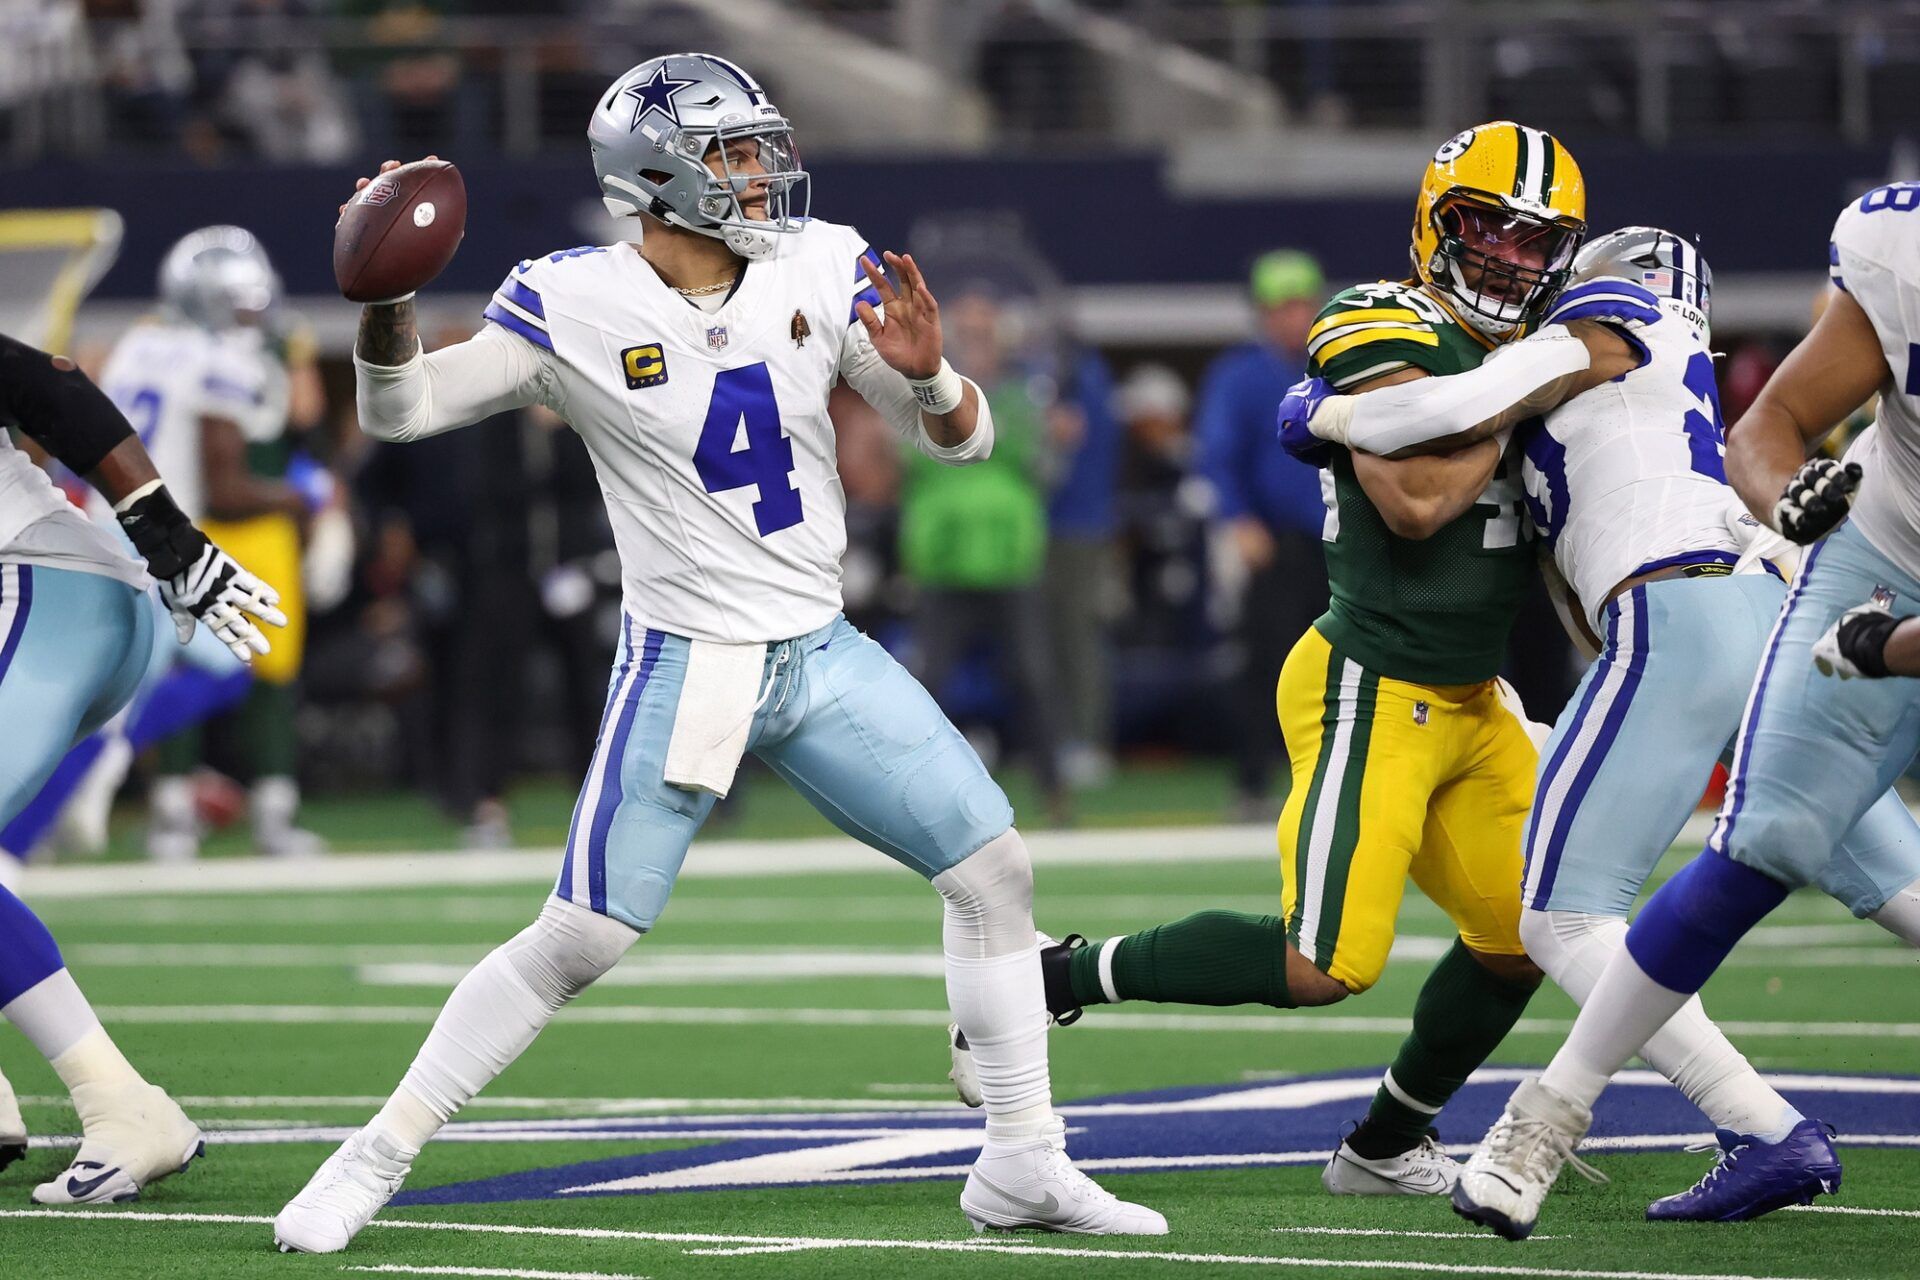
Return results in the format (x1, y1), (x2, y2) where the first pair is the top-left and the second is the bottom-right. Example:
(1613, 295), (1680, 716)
(500, 277), (546, 321)
(484, 301), (556, 352)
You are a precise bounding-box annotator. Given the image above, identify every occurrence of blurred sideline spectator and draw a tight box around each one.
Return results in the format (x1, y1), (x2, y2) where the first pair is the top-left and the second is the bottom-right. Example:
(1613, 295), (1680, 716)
(1043, 346), (1121, 790)
(1195, 249), (1327, 819)
(902, 290), (1064, 818)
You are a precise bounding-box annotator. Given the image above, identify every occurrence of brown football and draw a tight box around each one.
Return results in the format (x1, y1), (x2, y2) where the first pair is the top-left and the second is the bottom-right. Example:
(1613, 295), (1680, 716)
(333, 159), (467, 303)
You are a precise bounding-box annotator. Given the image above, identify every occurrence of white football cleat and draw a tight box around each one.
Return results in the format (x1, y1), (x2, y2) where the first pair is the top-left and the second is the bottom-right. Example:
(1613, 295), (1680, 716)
(31, 1082), (203, 1205)
(948, 1024), (983, 1108)
(1451, 1077), (1605, 1240)
(1322, 1131), (1461, 1196)
(961, 1117), (1167, 1235)
(274, 1129), (413, 1254)
(0, 1070), (26, 1174)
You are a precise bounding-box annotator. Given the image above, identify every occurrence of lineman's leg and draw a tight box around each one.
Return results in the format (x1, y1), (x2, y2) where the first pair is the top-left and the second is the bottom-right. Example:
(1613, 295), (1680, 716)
(1522, 577), (1801, 1139)
(277, 623), (697, 1253)
(757, 617), (1164, 1233)
(1359, 679), (1540, 1161)
(1056, 628), (1435, 1014)
(1539, 526), (1920, 1116)
(0, 1062), (23, 1170)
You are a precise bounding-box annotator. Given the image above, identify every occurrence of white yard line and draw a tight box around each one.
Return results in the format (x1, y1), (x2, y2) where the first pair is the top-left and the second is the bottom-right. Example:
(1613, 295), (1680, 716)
(86, 1002), (1920, 1038)
(0, 1208), (1830, 1280)
(16, 1093), (968, 1113)
(1782, 1204), (1920, 1219)
(1271, 1227), (1559, 1241)
(346, 1267), (646, 1280)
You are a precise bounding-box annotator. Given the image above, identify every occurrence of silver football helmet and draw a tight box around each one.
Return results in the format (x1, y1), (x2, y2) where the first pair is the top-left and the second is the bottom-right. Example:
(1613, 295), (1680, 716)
(1573, 225), (1712, 340)
(588, 53), (808, 261)
(158, 225), (281, 332)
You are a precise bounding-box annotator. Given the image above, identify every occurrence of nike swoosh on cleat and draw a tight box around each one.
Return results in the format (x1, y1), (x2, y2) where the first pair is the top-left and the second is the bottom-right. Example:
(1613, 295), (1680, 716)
(64, 1164), (124, 1200)
(970, 1171), (1061, 1217)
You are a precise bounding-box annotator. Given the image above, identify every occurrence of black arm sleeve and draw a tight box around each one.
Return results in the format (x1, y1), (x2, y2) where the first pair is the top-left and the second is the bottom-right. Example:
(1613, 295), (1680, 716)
(0, 331), (134, 476)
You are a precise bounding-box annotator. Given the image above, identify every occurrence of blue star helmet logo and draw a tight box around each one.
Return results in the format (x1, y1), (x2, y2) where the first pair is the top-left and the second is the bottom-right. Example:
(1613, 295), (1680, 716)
(623, 64), (701, 133)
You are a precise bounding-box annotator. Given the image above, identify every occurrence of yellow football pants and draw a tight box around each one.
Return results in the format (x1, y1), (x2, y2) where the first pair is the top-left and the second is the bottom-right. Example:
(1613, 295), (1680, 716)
(197, 512), (304, 686)
(1276, 626), (1535, 994)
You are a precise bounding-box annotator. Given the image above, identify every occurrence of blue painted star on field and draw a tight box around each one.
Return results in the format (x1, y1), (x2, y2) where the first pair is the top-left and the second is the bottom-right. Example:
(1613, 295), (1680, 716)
(624, 65), (701, 132)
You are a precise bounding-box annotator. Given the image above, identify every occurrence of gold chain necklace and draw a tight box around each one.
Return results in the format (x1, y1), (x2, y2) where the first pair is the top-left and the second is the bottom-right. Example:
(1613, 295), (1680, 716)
(673, 273), (739, 297)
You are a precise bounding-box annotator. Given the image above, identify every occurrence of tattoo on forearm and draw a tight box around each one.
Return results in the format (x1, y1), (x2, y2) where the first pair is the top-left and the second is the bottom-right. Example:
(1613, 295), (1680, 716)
(356, 300), (420, 366)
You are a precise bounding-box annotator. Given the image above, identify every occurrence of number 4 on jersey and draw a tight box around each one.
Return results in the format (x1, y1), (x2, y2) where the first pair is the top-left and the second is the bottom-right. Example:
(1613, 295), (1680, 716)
(694, 363), (804, 536)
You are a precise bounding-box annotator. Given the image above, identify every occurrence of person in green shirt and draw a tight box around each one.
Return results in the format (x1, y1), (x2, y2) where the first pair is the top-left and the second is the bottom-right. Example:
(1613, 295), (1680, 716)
(901, 291), (1063, 815)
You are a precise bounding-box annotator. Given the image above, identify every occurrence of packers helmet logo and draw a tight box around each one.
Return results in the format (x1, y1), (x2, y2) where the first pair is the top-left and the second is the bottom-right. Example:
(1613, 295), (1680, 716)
(1433, 128), (1475, 164)
(621, 343), (668, 390)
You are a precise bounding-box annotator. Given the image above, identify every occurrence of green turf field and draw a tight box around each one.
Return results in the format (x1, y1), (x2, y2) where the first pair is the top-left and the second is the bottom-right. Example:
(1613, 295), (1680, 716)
(4, 795), (1918, 1279)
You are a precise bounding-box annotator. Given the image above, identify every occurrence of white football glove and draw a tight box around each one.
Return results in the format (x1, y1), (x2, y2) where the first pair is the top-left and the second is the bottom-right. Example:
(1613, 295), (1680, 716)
(159, 541), (287, 663)
(115, 481), (288, 663)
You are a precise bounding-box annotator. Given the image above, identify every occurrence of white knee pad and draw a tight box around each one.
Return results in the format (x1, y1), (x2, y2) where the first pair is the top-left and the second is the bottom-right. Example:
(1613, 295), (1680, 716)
(503, 896), (640, 1008)
(933, 828), (1035, 960)
(1520, 906), (1629, 1004)
(1869, 878), (1920, 947)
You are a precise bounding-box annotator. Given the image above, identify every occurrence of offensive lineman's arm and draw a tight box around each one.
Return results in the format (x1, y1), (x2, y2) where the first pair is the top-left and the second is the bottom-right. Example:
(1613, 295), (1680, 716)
(842, 251), (993, 463)
(1314, 321), (1639, 459)
(1727, 287), (1888, 528)
(1344, 367), (1506, 540)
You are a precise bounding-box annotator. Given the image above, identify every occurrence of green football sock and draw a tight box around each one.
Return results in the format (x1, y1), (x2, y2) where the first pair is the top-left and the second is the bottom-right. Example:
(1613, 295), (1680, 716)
(153, 726), (200, 777)
(234, 681), (298, 780)
(1348, 939), (1538, 1158)
(1066, 910), (1294, 1009)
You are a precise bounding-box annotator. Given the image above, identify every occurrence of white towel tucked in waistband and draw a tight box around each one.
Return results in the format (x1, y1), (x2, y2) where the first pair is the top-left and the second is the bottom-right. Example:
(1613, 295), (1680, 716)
(663, 638), (767, 798)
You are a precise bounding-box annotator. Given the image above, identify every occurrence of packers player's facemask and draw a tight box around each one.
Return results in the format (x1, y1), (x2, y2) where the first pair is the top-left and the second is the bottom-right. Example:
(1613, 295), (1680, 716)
(1430, 197), (1584, 332)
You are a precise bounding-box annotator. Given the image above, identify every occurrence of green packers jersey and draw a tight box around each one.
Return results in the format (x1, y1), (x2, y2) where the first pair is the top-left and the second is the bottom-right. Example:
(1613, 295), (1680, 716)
(1305, 281), (1534, 686)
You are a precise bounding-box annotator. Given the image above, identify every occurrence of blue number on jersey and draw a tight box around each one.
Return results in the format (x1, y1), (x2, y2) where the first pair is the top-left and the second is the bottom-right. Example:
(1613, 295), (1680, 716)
(112, 387), (163, 445)
(694, 363), (803, 537)
(1680, 351), (1727, 481)
(1521, 424), (1569, 548)
(1859, 183), (1920, 214)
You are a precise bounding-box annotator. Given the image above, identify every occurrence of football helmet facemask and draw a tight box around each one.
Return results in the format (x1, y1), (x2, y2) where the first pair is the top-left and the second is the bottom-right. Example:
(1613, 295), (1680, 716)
(1411, 122), (1587, 338)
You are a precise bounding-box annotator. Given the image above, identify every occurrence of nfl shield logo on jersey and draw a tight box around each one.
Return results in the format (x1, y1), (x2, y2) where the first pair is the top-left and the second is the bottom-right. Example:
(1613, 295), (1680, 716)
(706, 324), (730, 352)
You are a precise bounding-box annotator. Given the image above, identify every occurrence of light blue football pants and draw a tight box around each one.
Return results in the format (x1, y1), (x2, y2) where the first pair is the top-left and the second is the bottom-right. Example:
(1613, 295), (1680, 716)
(1523, 564), (1920, 919)
(0, 563), (154, 826)
(1709, 522), (1920, 907)
(555, 613), (1015, 932)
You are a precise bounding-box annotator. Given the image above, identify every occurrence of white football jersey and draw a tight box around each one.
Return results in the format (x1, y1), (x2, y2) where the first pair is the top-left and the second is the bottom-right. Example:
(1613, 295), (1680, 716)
(1829, 183), (1920, 575)
(94, 319), (287, 523)
(477, 219), (962, 643)
(1521, 301), (1742, 627)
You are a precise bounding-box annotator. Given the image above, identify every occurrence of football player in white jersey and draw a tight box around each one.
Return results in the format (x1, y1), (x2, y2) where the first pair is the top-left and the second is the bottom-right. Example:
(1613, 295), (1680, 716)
(273, 53), (1165, 1254)
(1387, 190), (1920, 1238)
(0, 331), (282, 1203)
(1284, 228), (1920, 1229)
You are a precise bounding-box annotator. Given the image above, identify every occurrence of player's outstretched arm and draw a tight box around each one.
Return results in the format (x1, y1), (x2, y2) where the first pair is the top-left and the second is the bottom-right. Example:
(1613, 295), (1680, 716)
(1728, 286), (1887, 540)
(0, 333), (286, 660)
(1302, 322), (1635, 460)
(344, 160), (548, 443)
(844, 251), (993, 461)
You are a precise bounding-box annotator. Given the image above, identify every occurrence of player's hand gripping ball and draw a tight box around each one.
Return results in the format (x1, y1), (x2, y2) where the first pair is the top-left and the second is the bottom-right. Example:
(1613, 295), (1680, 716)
(333, 157), (466, 304)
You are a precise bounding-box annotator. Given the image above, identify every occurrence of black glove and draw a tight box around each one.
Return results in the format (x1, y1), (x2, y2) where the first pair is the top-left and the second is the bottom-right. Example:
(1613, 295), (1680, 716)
(1774, 458), (1862, 545)
(116, 484), (286, 661)
(1813, 603), (1902, 679)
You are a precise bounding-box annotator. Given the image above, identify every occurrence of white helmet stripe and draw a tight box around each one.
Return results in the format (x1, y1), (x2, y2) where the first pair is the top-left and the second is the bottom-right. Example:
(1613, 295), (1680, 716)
(1519, 126), (1550, 205)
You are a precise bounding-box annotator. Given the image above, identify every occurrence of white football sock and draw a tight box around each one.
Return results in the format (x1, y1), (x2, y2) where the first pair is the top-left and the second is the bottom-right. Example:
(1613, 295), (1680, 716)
(935, 830), (1053, 1146)
(1523, 909), (1801, 1140)
(369, 897), (636, 1157)
(0, 1062), (23, 1139)
(1868, 878), (1920, 947)
(1538, 944), (1688, 1113)
(3, 969), (118, 1068)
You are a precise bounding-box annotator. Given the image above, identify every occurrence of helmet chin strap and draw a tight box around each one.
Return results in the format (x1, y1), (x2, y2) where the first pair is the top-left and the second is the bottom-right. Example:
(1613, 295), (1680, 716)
(1439, 258), (1529, 338)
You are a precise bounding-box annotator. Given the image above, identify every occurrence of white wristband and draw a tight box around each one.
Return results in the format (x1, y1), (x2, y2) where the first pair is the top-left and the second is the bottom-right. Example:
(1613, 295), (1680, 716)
(908, 359), (965, 416)
(1310, 394), (1358, 446)
(369, 292), (416, 307)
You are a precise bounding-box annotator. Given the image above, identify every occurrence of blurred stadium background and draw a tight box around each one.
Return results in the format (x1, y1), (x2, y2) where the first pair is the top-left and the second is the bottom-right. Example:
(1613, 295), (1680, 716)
(4, 0), (1919, 849)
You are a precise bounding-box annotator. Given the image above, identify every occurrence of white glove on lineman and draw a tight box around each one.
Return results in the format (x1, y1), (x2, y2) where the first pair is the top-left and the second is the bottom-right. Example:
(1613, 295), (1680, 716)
(1813, 601), (1901, 679)
(159, 542), (287, 662)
